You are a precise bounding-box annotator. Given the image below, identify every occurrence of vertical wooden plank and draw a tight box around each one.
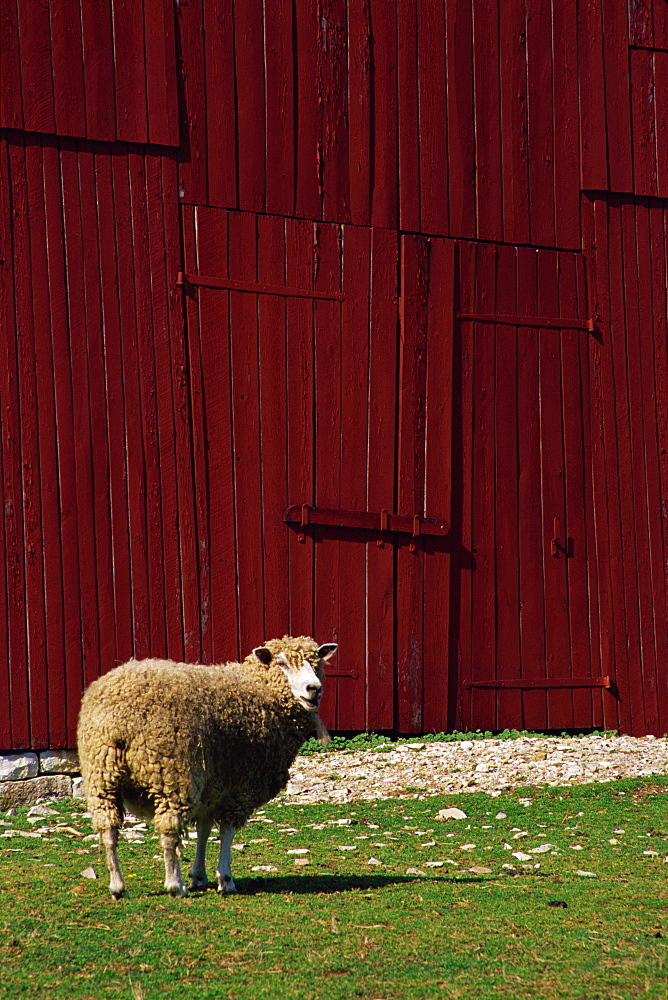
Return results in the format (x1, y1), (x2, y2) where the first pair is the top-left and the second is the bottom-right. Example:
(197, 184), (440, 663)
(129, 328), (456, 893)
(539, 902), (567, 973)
(516, 247), (546, 730)
(552, 2), (580, 248)
(112, 149), (151, 660)
(1, 0), (23, 128)
(43, 143), (83, 743)
(227, 212), (264, 658)
(422, 238), (454, 732)
(11, 140), (47, 745)
(93, 144), (133, 671)
(78, 147), (117, 685)
(112, 0), (149, 142)
(0, 140), (15, 745)
(445, 0), (476, 239)
(265, 0), (295, 216)
(397, 0), (420, 231)
(285, 218), (316, 640)
(631, 202), (662, 733)
(337, 224), (369, 730)
(599, 198), (633, 732)
(319, 0), (350, 221)
(630, 49), (658, 197)
(499, 0), (530, 245)
(145, 152), (184, 659)
(81, 0), (116, 142)
(50, 0), (86, 138)
(1, 141), (29, 747)
(453, 240), (476, 731)
(537, 250), (572, 730)
(145, 0), (179, 145)
(192, 207), (238, 663)
(257, 215), (289, 642)
(654, 52), (668, 198)
(313, 222), (343, 728)
(469, 244), (497, 729)
(418, 0), (448, 236)
(620, 201), (655, 733)
(235, 0), (266, 211)
(525, 0), (555, 246)
(472, 0), (503, 241)
(26, 141), (66, 746)
(396, 234), (428, 732)
(17, 0), (55, 132)
(493, 245), (522, 731)
(129, 151), (168, 659)
(578, 0), (608, 190)
(167, 190), (200, 663)
(181, 206), (210, 662)
(559, 252), (593, 726)
(602, 0), (634, 192)
(365, 227), (398, 731)
(177, 0), (207, 204)
(369, 0), (398, 228)
(295, 0), (322, 219)
(61, 142), (102, 695)
(347, 0), (372, 225)
(202, 0), (235, 208)
(629, 0), (653, 46)
(650, 204), (668, 734)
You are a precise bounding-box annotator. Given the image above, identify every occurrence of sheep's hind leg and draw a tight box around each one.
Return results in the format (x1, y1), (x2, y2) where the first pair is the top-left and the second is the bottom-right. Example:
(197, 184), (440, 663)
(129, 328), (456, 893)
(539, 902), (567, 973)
(216, 826), (237, 894)
(189, 817), (213, 891)
(101, 828), (127, 900)
(161, 832), (188, 897)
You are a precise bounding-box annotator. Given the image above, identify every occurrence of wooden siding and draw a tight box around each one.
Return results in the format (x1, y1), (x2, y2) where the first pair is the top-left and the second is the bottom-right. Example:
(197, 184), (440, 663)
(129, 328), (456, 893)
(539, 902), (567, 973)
(0, 134), (191, 748)
(0, 0), (178, 145)
(176, 0), (581, 247)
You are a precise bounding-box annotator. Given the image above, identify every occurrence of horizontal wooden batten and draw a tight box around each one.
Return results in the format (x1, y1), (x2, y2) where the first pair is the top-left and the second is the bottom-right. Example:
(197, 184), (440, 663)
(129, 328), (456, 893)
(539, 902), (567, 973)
(176, 271), (345, 302)
(284, 505), (449, 537)
(457, 312), (595, 332)
(464, 677), (612, 690)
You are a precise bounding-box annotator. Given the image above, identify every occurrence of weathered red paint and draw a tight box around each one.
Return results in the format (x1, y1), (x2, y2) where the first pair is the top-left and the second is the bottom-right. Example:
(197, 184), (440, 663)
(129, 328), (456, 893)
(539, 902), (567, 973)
(1, 0), (667, 744)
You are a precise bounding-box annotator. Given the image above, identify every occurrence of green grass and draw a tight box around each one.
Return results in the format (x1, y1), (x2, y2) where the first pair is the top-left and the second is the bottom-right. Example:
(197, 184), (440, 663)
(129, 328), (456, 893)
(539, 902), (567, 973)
(298, 728), (621, 754)
(1, 777), (668, 999)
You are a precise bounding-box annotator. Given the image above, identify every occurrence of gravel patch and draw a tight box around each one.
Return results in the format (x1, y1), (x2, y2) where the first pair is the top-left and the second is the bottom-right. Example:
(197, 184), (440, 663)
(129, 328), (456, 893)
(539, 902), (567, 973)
(282, 735), (668, 804)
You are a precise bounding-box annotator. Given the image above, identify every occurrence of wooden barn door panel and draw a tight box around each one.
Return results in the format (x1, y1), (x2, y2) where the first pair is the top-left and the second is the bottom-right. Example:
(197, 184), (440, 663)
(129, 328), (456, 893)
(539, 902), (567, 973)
(182, 209), (400, 730)
(455, 244), (602, 732)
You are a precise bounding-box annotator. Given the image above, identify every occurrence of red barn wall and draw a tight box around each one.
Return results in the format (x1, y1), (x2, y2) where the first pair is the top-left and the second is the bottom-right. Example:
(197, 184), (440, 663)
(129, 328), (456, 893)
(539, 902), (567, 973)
(0, 0), (667, 744)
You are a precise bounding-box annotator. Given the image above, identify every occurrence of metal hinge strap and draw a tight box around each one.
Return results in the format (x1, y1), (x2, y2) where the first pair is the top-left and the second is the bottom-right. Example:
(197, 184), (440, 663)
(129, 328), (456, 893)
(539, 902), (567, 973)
(457, 312), (595, 332)
(464, 676), (612, 690)
(177, 271), (345, 302)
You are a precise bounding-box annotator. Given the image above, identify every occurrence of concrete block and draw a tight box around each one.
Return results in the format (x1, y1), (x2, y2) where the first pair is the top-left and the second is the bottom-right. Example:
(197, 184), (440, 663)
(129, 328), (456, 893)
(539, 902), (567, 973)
(0, 753), (39, 781)
(38, 750), (80, 775)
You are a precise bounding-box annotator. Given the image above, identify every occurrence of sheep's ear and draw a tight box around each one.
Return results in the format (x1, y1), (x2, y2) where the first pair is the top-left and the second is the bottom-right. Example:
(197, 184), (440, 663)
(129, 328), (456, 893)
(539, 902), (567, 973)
(253, 646), (273, 666)
(317, 643), (338, 662)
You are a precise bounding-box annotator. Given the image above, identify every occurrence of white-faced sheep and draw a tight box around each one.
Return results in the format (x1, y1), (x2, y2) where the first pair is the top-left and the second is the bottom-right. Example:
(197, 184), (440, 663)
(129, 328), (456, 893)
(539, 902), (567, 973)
(77, 635), (337, 899)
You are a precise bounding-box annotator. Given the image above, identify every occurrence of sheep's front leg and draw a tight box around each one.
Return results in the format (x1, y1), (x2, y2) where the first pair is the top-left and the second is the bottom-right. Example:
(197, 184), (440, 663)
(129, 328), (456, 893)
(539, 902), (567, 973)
(216, 826), (237, 894)
(101, 827), (127, 900)
(161, 832), (188, 897)
(189, 817), (213, 891)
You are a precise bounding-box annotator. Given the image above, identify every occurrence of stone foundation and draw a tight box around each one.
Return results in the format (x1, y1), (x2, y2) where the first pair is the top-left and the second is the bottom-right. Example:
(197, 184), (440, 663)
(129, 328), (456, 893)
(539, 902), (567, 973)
(0, 750), (82, 810)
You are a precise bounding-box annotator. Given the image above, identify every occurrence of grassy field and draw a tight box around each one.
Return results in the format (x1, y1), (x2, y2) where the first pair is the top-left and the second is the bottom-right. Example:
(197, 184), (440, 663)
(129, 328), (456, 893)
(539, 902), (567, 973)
(1, 776), (668, 1000)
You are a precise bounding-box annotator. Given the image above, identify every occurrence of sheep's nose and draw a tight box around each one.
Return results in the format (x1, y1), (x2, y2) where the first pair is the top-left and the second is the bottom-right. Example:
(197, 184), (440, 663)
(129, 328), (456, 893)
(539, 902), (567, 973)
(307, 680), (322, 694)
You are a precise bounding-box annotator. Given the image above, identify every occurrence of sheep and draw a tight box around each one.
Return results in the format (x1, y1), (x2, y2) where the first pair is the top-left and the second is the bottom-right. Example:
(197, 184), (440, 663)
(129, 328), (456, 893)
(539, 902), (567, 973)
(76, 635), (337, 899)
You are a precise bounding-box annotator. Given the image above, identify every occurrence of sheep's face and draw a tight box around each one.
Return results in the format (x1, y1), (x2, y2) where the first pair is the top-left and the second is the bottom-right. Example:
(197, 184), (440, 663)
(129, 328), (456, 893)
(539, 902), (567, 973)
(253, 640), (338, 712)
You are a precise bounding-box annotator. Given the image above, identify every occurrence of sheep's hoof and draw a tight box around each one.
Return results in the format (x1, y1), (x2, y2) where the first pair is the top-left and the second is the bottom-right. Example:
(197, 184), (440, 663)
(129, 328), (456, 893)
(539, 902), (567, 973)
(167, 884), (188, 897)
(217, 875), (237, 895)
(189, 876), (209, 892)
(111, 889), (129, 901)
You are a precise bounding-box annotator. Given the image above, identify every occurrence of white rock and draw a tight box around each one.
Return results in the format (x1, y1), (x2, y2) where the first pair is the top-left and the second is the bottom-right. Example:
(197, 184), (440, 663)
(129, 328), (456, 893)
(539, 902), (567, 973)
(436, 807), (467, 821)
(576, 870), (597, 877)
(406, 867), (426, 876)
(0, 754), (39, 781)
(251, 865), (277, 872)
(80, 866), (97, 879)
(367, 857), (382, 866)
(38, 750), (80, 775)
(512, 852), (532, 862)
(495, 812), (507, 820)
(287, 848), (309, 855)
(529, 843), (556, 854)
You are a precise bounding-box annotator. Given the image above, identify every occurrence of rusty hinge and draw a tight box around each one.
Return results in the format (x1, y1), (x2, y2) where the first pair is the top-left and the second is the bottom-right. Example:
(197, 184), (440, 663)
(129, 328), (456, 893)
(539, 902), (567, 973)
(177, 271), (345, 302)
(464, 676), (612, 690)
(284, 505), (448, 549)
(457, 311), (595, 332)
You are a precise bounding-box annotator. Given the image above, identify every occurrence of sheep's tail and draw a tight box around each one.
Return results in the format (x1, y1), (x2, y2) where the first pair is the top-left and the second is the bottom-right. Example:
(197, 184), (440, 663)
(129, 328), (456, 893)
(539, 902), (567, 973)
(313, 714), (330, 748)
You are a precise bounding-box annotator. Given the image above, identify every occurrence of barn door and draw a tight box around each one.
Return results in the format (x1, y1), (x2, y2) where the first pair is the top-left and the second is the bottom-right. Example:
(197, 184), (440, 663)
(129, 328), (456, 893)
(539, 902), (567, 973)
(452, 242), (605, 732)
(180, 211), (454, 732)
